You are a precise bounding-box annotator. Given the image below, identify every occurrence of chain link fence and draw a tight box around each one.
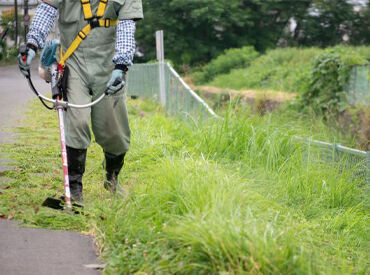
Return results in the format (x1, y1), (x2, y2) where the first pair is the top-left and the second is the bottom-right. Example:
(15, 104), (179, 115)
(126, 62), (217, 120)
(296, 138), (369, 183)
(346, 65), (369, 106)
(126, 63), (159, 100)
(126, 62), (369, 183)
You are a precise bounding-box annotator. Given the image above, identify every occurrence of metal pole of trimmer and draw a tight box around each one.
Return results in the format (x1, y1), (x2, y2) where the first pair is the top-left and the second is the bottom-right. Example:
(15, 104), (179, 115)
(51, 63), (72, 210)
(56, 103), (72, 209)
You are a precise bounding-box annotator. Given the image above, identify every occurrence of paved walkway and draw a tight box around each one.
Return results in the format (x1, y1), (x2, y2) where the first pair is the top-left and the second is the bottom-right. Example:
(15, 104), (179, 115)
(0, 64), (101, 275)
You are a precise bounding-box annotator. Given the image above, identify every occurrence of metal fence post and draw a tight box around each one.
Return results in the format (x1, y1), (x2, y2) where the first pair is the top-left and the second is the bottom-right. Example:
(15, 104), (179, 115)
(367, 151), (370, 184)
(156, 30), (166, 106)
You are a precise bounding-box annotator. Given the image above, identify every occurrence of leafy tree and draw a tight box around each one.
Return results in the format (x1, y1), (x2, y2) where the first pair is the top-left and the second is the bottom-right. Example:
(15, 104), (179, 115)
(135, 0), (369, 66)
(135, 0), (311, 65)
(350, 3), (370, 45)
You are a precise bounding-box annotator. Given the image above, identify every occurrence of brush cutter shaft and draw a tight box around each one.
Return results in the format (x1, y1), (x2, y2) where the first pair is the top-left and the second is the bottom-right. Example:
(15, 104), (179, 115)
(57, 102), (72, 209)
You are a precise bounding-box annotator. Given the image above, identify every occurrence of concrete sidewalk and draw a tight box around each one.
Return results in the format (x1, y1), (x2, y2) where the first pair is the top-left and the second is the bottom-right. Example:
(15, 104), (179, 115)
(0, 220), (101, 275)
(0, 64), (102, 275)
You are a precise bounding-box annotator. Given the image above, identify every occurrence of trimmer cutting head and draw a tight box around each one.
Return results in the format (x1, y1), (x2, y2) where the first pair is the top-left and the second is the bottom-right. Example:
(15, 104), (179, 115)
(42, 197), (83, 214)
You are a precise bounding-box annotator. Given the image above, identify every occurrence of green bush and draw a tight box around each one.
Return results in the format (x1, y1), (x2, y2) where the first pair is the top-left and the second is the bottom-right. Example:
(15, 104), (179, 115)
(0, 44), (19, 64)
(194, 46), (259, 83)
(7, 46), (19, 58)
(300, 47), (368, 116)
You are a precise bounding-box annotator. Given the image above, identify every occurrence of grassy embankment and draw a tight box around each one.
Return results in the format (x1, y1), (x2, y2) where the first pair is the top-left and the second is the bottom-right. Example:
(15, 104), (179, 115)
(195, 46), (370, 93)
(0, 98), (368, 274)
(192, 46), (370, 150)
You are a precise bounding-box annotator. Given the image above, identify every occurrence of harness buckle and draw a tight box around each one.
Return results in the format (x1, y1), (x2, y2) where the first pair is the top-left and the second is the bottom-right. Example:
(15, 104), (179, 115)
(89, 17), (100, 29)
(104, 19), (110, 28)
(78, 30), (87, 40)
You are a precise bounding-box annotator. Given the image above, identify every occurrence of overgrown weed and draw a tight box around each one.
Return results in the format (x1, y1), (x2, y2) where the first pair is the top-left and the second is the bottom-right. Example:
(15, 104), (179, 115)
(0, 98), (367, 274)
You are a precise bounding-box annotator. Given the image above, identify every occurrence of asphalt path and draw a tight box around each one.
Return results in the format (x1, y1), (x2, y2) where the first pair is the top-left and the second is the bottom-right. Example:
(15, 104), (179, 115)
(0, 63), (101, 275)
(0, 63), (46, 144)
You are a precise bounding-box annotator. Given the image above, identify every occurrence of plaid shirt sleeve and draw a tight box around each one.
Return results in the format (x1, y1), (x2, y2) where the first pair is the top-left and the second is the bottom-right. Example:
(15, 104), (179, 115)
(26, 3), (58, 49)
(112, 20), (136, 66)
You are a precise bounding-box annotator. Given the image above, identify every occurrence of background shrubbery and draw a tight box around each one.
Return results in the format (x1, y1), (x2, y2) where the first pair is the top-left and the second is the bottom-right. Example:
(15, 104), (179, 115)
(193, 46), (259, 83)
(299, 47), (368, 115)
(135, 0), (370, 65)
(0, 44), (19, 64)
(194, 46), (370, 95)
(202, 47), (322, 92)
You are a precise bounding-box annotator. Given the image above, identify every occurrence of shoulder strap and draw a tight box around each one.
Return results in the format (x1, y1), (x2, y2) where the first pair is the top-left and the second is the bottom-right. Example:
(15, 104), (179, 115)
(80, 0), (108, 20)
(80, 0), (93, 20)
(96, 0), (108, 18)
(60, 0), (114, 66)
(59, 19), (118, 67)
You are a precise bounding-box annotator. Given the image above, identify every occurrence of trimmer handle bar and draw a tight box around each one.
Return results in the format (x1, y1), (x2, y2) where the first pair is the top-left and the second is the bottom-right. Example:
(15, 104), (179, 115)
(24, 68), (120, 110)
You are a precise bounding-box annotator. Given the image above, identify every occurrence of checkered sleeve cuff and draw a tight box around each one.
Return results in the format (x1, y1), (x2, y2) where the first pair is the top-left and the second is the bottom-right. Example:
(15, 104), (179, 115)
(112, 20), (136, 66)
(26, 2), (58, 49)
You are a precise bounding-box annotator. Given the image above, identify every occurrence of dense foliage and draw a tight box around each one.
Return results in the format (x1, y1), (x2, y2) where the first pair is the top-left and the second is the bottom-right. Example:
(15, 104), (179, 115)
(292, 0), (370, 47)
(135, 0), (370, 65)
(300, 47), (368, 115)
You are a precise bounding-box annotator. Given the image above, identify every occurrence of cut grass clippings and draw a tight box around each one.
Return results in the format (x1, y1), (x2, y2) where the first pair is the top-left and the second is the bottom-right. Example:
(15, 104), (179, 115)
(0, 98), (368, 274)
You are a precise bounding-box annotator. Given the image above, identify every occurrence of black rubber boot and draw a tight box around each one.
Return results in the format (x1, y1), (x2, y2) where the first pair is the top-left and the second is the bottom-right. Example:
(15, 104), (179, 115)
(104, 152), (126, 195)
(67, 146), (87, 203)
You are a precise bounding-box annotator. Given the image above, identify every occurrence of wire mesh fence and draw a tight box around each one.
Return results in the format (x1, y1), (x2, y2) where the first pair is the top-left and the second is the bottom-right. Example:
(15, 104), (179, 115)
(164, 63), (218, 120)
(297, 138), (369, 183)
(126, 62), (217, 120)
(346, 65), (369, 106)
(126, 62), (369, 183)
(126, 63), (159, 100)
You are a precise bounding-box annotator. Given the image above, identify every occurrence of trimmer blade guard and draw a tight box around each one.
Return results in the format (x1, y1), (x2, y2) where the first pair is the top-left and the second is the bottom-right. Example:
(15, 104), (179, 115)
(42, 197), (83, 214)
(42, 197), (64, 210)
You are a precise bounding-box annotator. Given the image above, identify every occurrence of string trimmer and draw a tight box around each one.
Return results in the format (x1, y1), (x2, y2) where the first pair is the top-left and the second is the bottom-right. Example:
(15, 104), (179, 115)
(19, 41), (119, 213)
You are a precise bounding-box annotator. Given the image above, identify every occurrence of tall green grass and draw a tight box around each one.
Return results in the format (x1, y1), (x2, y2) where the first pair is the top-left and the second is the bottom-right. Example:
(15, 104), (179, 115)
(1, 99), (368, 274)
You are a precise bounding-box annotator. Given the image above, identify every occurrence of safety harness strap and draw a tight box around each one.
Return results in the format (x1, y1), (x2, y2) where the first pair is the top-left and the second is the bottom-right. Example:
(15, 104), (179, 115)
(60, 19), (118, 66)
(96, 0), (108, 18)
(80, 0), (93, 20)
(80, 0), (108, 20)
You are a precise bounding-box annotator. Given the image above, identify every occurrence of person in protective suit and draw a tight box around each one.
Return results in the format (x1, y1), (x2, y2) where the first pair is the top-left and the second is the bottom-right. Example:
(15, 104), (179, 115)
(18, 0), (143, 202)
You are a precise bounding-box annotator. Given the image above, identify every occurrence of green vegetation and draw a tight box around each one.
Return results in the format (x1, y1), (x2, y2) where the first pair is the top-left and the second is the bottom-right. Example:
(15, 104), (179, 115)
(198, 46), (370, 94)
(0, 45), (18, 66)
(1, 98), (367, 274)
(201, 47), (322, 92)
(136, 0), (369, 65)
(193, 46), (259, 83)
(300, 47), (368, 115)
(192, 46), (369, 149)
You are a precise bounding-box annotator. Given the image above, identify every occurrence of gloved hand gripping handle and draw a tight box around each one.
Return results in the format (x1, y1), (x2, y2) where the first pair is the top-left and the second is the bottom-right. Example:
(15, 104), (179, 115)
(19, 44), (29, 73)
(105, 79), (122, 95)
